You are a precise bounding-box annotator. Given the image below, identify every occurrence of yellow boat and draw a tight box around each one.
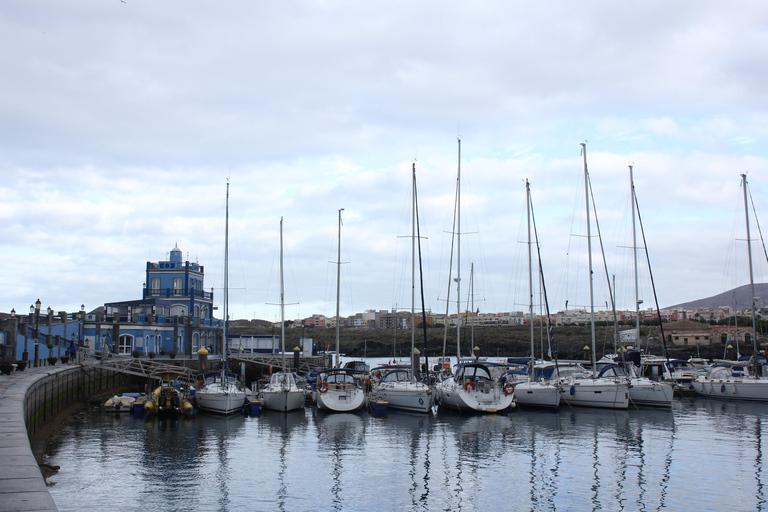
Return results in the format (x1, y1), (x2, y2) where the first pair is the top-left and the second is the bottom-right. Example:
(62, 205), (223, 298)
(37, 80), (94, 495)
(144, 382), (194, 416)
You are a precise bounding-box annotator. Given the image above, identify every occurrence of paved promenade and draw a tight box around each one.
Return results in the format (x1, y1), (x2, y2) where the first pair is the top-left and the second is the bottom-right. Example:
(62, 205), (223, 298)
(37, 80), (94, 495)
(0, 366), (62, 512)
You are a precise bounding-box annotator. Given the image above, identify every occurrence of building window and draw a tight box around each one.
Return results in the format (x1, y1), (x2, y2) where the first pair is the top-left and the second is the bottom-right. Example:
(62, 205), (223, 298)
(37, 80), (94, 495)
(151, 278), (160, 295)
(118, 335), (133, 355)
(173, 277), (183, 296)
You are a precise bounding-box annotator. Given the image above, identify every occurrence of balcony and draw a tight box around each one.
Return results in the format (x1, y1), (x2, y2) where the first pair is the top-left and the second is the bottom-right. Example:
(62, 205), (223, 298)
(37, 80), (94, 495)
(144, 288), (213, 301)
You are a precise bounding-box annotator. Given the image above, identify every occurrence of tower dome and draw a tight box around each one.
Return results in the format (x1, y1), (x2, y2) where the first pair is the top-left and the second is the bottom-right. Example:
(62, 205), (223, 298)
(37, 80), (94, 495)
(170, 244), (183, 263)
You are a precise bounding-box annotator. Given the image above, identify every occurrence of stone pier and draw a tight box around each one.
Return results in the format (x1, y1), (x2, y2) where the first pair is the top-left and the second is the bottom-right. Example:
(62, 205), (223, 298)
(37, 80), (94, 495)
(0, 364), (128, 512)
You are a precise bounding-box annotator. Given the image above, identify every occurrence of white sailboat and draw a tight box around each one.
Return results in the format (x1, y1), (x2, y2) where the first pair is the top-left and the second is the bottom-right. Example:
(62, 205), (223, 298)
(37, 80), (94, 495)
(261, 218), (306, 413)
(559, 143), (629, 409)
(513, 180), (562, 408)
(369, 163), (433, 413)
(195, 181), (247, 415)
(435, 138), (516, 413)
(623, 165), (674, 407)
(691, 174), (768, 401)
(315, 208), (366, 412)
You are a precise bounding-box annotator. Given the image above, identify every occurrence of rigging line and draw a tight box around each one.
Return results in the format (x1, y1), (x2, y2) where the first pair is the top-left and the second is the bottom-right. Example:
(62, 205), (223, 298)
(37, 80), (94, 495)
(441, 147), (460, 363)
(530, 188), (559, 371)
(634, 190), (670, 364)
(587, 171), (618, 327)
(748, 184), (768, 267)
(414, 164), (430, 373)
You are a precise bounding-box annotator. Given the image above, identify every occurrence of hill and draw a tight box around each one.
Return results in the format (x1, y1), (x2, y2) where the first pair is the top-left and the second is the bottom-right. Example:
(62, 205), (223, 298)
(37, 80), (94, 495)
(665, 283), (768, 311)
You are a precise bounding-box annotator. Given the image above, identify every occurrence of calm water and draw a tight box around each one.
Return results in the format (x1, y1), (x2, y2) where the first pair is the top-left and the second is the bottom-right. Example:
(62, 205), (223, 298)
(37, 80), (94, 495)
(42, 394), (767, 512)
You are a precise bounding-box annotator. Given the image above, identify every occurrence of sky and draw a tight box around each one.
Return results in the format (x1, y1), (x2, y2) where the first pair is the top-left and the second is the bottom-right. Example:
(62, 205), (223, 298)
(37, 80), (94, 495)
(3, 1), (768, 323)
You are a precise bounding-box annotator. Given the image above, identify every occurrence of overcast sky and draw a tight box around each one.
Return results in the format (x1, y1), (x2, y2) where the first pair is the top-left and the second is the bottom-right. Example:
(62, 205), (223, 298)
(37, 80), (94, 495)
(3, 1), (768, 323)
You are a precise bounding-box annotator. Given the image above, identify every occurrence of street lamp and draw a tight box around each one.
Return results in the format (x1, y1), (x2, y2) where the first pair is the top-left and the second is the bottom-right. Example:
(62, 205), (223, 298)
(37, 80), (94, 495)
(32, 299), (41, 367)
(9, 309), (15, 360)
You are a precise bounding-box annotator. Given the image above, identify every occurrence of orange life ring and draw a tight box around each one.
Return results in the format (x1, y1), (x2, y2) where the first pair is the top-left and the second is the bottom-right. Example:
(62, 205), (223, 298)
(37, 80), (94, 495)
(464, 381), (475, 392)
(504, 382), (515, 396)
(318, 381), (329, 393)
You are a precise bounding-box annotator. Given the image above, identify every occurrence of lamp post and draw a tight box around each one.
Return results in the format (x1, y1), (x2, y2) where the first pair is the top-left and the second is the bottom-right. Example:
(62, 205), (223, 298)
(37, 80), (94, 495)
(79, 304), (85, 352)
(9, 308), (16, 360)
(32, 299), (41, 367)
(46, 306), (53, 362)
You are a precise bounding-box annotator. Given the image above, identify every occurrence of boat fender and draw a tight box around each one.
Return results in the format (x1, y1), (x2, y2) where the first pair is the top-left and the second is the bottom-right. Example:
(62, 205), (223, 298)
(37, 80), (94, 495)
(570, 384), (575, 396)
(318, 382), (329, 393)
(504, 382), (515, 396)
(721, 383), (726, 394)
(464, 381), (475, 392)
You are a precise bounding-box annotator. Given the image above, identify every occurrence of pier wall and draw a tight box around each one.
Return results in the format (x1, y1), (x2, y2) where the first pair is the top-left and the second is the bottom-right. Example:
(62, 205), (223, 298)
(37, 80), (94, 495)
(0, 365), (130, 512)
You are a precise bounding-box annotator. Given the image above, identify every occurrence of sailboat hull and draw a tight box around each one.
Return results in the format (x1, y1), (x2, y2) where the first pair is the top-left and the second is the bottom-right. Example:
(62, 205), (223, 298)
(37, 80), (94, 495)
(513, 381), (561, 408)
(628, 378), (674, 407)
(315, 389), (366, 412)
(436, 378), (515, 413)
(370, 384), (433, 413)
(691, 377), (768, 401)
(196, 383), (246, 415)
(560, 378), (629, 409)
(261, 390), (306, 412)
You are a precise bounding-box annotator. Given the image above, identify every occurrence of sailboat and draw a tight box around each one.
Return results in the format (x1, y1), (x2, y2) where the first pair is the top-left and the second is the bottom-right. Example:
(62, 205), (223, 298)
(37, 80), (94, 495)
(557, 143), (629, 409)
(260, 218), (306, 413)
(195, 181), (247, 415)
(620, 165), (674, 407)
(512, 180), (562, 408)
(435, 138), (516, 413)
(369, 163), (433, 413)
(691, 174), (768, 401)
(315, 208), (366, 412)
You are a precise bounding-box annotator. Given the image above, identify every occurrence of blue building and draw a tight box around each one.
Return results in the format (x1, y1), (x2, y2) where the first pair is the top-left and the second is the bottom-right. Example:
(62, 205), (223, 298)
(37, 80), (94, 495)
(83, 245), (223, 356)
(1, 245), (223, 363)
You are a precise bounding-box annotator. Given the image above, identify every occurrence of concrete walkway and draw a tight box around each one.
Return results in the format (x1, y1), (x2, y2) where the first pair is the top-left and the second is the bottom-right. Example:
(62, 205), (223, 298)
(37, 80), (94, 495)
(0, 366), (63, 512)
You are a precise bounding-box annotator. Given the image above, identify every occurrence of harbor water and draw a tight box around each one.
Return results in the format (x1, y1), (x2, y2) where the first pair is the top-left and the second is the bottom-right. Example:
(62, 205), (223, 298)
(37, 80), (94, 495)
(42, 394), (767, 511)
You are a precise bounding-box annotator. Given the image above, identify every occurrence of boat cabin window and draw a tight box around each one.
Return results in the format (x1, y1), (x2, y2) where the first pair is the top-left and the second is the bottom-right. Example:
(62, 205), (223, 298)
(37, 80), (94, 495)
(457, 365), (492, 381)
(382, 370), (411, 383)
(598, 365), (627, 378)
(325, 373), (356, 385)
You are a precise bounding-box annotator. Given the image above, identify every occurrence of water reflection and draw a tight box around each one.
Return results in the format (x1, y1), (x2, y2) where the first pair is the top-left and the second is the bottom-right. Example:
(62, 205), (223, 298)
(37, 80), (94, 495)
(44, 400), (768, 511)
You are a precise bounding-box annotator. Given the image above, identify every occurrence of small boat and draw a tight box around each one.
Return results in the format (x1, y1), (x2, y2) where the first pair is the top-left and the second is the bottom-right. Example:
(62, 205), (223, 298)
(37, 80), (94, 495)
(691, 175), (768, 402)
(369, 365), (433, 414)
(512, 180), (561, 409)
(540, 362), (629, 409)
(260, 218), (305, 413)
(103, 393), (139, 412)
(436, 362), (516, 414)
(144, 383), (194, 416)
(196, 181), (246, 415)
(260, 371), (306, 413)
(314, 368), (366, 413)
(597, 363), (673, 408)
(195, 371), (247, 415)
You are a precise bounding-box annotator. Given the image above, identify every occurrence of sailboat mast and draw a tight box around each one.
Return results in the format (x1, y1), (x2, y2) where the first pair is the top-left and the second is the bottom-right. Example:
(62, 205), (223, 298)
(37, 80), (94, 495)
(527, 179), (534, 376)
(470, 263), (475, 347)
(742, 174), (759, 378)
(280, 217), (286, 372)
(456, 138), (462, 360)
(581, 143), (597, 375)
(631, 165), (641, 349)
(224, 181), (230, 377)
(335, 208), (344, 368)
(411, 163), (416, 356)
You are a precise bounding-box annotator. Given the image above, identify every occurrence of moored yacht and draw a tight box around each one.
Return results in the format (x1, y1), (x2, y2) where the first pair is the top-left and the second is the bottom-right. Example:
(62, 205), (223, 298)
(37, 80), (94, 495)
(369, 365), (433, 413)
(436, 362), (516, 414)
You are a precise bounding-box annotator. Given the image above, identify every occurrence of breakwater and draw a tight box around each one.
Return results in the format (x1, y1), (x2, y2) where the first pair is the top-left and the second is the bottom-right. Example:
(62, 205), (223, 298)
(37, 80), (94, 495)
(0, 365), (130, 512)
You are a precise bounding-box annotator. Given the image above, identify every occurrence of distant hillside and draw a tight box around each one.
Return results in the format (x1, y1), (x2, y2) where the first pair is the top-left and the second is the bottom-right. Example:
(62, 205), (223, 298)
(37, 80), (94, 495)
(666, 283), (768, 310)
